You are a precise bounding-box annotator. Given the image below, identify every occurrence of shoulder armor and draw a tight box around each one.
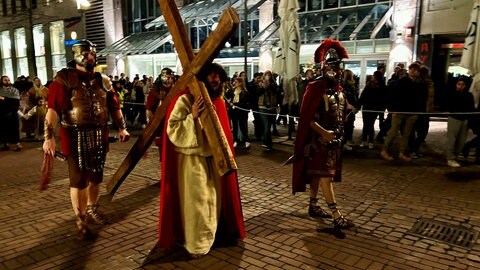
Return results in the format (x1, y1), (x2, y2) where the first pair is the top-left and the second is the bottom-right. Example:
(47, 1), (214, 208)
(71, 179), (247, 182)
(99, 73), (112, 91)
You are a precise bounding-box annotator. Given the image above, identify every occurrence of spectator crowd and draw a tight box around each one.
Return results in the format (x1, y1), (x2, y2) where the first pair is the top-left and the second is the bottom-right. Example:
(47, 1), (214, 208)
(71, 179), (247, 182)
(1, 62), (478, 168)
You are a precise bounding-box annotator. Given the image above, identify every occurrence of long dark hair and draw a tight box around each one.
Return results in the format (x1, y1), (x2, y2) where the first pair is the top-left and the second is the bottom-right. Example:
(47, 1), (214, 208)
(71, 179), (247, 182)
(197, 63), (228, 84)
(197, 63), (228, 98)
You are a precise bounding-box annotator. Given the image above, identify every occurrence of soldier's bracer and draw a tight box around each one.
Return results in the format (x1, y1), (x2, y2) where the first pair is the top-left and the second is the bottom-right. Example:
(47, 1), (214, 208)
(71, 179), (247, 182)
(112, 111), (126, 130)
(44, 119), (55, 140)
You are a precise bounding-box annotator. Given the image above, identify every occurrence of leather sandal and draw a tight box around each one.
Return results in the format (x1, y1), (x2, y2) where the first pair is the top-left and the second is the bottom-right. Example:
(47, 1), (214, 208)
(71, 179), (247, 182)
(333, 215), (354, 230)
(76, 214), (95, 240)
(309, 205), (333, 218)
(86, 204), (110, 225)
(308, 198), (332, 218)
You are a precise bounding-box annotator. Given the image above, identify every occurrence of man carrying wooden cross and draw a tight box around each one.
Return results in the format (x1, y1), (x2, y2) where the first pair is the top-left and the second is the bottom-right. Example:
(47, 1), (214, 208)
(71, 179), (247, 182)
(158, 63), (245, 258)
(106, 0), (245, 257)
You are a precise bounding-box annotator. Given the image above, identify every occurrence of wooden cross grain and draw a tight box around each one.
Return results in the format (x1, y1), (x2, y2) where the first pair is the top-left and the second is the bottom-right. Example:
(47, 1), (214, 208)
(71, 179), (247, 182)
(106, 0), (240, 195)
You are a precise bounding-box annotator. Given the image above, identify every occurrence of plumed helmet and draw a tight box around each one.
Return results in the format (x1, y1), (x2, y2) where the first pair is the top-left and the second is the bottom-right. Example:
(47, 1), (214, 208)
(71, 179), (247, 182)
(314, 39), (349, 67)
(72, 39), (97, 68)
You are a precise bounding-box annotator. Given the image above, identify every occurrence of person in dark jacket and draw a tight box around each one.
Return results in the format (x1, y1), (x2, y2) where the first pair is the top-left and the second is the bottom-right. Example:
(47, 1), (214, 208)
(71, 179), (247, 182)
(381, 63), (423, 162)
(230, 77), (250, 148)
(0, 76), (22, 151)
(409, 65), (433, 158)
(257, 70), (278, 151)
(358, 71), (386, 149)
(446, 77), (475, 167)
(341, 69), (358, 149)
(462, 103), (480, 164)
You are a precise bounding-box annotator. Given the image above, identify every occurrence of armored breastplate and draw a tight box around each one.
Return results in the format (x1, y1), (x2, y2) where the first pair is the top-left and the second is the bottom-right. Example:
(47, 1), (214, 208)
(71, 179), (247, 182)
(314, 88), (346, 142)
(63, 78), (108, 128)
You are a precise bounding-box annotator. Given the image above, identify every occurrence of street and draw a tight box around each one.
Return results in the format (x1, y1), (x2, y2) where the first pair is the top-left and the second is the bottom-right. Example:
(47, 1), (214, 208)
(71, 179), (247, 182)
(1, 120), (480, 270)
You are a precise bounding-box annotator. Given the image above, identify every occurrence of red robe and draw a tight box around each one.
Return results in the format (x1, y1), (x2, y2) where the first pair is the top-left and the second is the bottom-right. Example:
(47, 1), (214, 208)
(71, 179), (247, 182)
(291, 79), (343, 194)
(158, 89), (245, 248)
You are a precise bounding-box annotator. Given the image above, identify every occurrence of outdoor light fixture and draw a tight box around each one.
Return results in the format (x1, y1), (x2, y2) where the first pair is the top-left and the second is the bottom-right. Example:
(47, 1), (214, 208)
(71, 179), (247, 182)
(76, 0), (90, 10)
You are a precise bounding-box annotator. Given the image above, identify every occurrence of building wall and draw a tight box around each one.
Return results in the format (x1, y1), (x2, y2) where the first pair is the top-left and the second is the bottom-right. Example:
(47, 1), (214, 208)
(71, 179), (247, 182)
(0, 1), (84, 81)
(103, 0), (123, 76)
(420, 0), (472, 35)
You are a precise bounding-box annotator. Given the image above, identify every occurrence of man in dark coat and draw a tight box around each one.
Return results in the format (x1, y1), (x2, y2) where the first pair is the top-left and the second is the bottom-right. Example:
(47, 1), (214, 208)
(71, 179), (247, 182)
(0, 75), (21, 151)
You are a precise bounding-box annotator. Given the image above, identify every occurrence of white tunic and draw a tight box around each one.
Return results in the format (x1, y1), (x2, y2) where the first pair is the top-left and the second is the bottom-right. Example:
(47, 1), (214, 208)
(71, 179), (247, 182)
(166, 94), (222, 255)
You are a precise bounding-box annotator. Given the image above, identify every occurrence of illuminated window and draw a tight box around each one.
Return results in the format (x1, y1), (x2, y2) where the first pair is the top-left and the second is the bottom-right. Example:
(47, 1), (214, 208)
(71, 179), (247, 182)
(1, 30), (13, 79)
(14, 28), (28, 76)
(33, 24), (47, 82)
(50, 20), (66, 74)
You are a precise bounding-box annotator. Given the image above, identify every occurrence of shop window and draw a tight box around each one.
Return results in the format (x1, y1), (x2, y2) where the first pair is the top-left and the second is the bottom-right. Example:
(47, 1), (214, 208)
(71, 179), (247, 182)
(14, 28), (27, 58)
(2, 59), (13, 80)
(33, 24), (45, 56)
(50, 21), (66, 75)
(35, 56), (47, 83)
(1, 30), (13, 79)
(17, 57), (28, 77)
(1, 30), (12, 59)
(33, 24), (46, 81)
(14, 28), (28, 77)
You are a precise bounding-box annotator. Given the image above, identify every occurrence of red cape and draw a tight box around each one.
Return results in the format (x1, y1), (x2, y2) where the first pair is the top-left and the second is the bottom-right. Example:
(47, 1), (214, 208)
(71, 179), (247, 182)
(158, 89), (245, 248)
(291, 79), (342, 194)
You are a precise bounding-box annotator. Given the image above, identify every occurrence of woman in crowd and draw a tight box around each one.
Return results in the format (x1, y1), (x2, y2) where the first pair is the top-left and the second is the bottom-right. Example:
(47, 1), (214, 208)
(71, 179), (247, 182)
(231, 77), (250, 148)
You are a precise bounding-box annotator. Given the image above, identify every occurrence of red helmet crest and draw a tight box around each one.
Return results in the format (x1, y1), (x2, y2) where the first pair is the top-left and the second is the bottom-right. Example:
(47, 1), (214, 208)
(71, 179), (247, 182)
(314, 39), (349, 66)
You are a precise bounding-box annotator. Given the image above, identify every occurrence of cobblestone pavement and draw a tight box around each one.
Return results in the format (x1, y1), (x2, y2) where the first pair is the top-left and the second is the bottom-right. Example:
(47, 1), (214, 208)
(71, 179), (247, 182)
(1, 120), (480, 270)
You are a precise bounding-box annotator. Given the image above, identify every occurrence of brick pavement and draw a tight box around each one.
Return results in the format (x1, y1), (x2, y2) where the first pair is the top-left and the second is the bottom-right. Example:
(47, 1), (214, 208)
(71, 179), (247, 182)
(1, 121), (480, 270)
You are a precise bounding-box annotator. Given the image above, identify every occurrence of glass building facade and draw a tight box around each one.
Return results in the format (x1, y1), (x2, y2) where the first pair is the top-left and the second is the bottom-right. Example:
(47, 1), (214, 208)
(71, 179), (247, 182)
(14, 27), (28, 77)
(33, 24), (47, 83)
(50, 20), (66, 76)
(1, 30), (13, 79)
(102, 0), (392, 87)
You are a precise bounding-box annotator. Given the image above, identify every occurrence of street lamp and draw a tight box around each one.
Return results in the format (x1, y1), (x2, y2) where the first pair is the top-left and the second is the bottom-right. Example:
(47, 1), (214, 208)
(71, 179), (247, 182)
(76, 0), (90, 39)
(76, 0), (90, 9)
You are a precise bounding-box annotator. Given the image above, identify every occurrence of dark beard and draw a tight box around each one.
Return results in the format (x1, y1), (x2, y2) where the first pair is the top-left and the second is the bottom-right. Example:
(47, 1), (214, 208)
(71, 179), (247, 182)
(205, 84), (220, 99)
(85, 63), (95, 72)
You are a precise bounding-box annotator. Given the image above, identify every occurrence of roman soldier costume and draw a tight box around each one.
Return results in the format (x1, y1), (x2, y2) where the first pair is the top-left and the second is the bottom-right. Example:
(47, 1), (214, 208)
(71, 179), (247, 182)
(290, 39), (354, 230)
(44, 39), (129, 240)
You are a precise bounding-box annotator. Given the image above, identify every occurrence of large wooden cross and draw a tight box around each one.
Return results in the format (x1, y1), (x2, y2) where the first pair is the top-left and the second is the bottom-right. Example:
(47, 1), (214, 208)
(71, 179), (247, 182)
(106, 0), (240, 195)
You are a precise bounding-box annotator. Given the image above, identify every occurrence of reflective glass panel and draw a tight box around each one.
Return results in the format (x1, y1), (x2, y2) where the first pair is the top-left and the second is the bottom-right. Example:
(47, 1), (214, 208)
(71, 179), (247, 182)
(35, 56), (47, 82)
(49, 21), (65, 55)
(14, 28), (27, 57)
(51, 54), (66, 75)
(1, 31), (11, 58)
(2, 58), (13, 79)
(17, 57), (28, 76)
(33, 24), (45, 56)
